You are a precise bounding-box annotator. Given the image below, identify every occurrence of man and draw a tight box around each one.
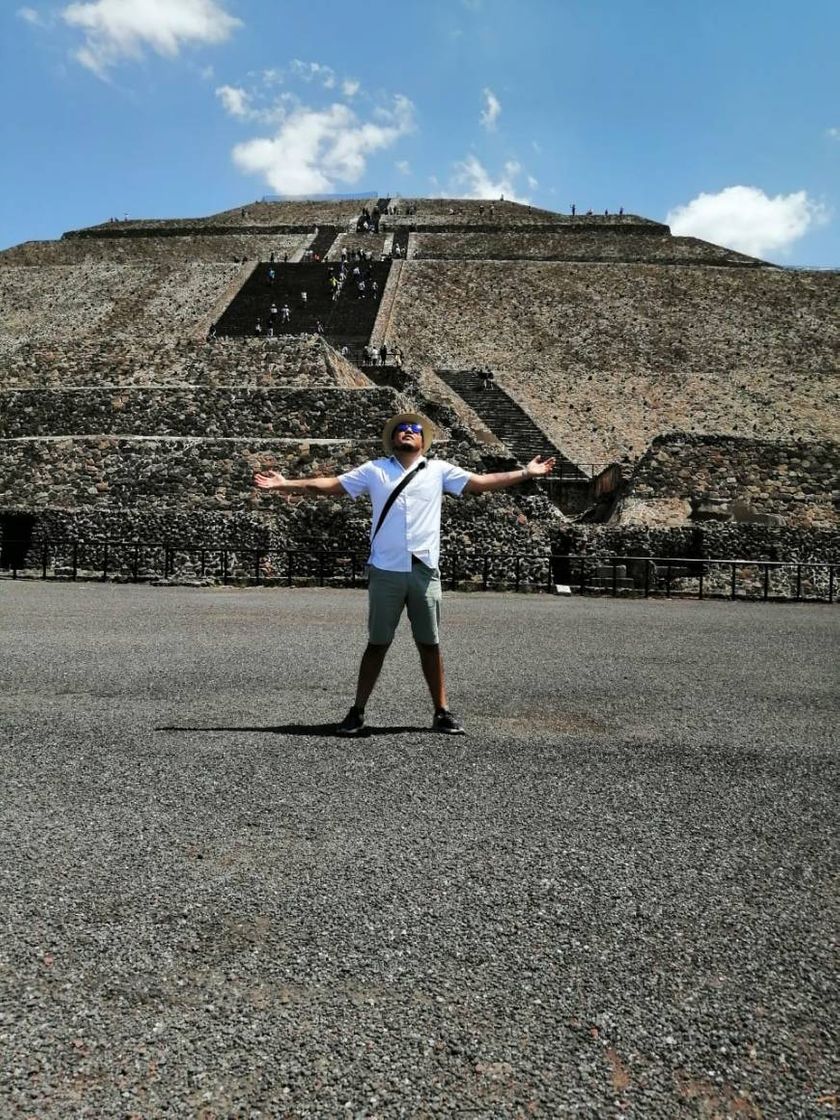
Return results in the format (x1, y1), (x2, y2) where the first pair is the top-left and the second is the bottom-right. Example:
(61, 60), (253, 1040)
(254, 412), (554, 736)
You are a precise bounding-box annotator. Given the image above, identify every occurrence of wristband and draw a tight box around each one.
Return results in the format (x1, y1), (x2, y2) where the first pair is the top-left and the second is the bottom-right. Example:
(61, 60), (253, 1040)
(521, 467), (530, 481)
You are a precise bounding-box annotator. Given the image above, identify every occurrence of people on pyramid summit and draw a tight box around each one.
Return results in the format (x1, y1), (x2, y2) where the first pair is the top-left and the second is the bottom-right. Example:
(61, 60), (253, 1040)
(253, 412), (555, 737)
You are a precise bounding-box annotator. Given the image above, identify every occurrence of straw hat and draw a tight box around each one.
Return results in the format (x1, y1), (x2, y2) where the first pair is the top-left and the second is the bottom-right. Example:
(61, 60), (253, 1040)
(382, 412), (435, 455)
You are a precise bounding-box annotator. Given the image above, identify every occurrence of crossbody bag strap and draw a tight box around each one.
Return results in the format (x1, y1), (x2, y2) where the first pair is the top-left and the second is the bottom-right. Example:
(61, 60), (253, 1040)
(371, 461), (427, 542)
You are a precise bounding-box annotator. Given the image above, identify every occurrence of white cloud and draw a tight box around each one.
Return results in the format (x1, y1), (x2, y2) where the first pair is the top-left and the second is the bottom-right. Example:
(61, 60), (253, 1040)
(17, 6), (44, 25)
(527, 175), (539, 190)
(452, 154), (530, 203)
(480, 87), (501, 131)
(827, 127), (840, 141)
(667, 185), (828, 258)
(396, 159), (411, 175)
(291, 59), (336, 89)
(342, 78), (360, 98)
(61, 0), (240, 77)
(231, 95), (415, 196)
(216, 84), (250, 118)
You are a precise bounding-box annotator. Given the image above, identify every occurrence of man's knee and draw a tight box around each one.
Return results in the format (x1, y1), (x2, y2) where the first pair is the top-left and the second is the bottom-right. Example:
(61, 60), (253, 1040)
(365, 641), (391, 656)
(415, 640), (440, 653)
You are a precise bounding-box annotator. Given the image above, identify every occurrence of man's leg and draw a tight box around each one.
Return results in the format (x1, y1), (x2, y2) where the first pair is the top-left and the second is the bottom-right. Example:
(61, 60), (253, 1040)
(415, 641), (447, 710)
(407, 563), (464, 733)
(354, 642), (390, 709)
(337, 567), (404, 734)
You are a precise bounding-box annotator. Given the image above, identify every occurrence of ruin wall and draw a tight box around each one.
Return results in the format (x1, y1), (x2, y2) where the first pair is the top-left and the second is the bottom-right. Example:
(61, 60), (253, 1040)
(618, 434), (840, 529)
(411, 230), (760, 265)
(0, 263), (242, 352)
(388, 260), (840, 465)
(0, 234), (307, 267)
(0, 386), (398, 440)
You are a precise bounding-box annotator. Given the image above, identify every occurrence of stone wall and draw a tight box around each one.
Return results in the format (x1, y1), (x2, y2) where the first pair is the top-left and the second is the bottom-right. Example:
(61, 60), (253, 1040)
(1, 429), (555, 584)
(383, 199), (644, 227)
(618, 434), (840, 529)
(411, 230), (760, 265)
(0, 263), (241, 352)
(0, 338), (370, 389)
(553, 521), (840, 566)
(0, 387), (398, 439)
(386, 260), (840, 465)
(75, 199), (370, 232)
(0, 436), (377, 511)
(73, 199), (661, 233)
(0, 234), (307, 267)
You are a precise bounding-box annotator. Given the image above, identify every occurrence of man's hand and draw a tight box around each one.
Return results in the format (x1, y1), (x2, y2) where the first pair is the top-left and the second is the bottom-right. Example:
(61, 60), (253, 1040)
(252, 471), (345, 497)
(253, 470), (288, 491)
(465, 454), (557, 494)
(524, 455), (555, 478)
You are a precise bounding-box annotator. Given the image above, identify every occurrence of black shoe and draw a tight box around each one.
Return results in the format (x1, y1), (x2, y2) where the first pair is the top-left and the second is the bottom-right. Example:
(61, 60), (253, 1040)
(432, 708), (465, 735)
(337, 706), (366, 736)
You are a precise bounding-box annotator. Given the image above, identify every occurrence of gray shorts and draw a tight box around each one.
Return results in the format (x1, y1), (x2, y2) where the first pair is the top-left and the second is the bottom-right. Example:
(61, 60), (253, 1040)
(367, 561), (442, 645)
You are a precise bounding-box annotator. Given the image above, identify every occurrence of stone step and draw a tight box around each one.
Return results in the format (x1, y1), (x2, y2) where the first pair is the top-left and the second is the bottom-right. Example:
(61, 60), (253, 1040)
(215, 260), (391, 346)
(308, 225), (339, 259)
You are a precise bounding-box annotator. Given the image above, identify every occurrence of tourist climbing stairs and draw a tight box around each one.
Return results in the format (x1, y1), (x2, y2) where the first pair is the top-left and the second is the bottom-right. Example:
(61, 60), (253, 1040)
(438, 369), (591, 514)
(391, 228), (410, 258)
(215, 260), (392, 356)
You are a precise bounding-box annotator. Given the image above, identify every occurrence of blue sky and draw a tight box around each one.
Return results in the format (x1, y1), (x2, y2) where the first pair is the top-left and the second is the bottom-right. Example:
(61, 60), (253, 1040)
(2, 0), (838, 265)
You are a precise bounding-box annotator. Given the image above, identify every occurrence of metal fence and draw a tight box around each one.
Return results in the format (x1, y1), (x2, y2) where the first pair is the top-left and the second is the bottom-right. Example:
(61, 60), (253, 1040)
(553, 554), (837, 603)
(2, 542), (837, 603)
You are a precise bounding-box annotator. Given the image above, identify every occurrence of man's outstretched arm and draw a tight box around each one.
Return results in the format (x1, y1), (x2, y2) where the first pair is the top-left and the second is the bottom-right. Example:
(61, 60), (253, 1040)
(253, 470), (345, 497)
(464, 454), (555, 494)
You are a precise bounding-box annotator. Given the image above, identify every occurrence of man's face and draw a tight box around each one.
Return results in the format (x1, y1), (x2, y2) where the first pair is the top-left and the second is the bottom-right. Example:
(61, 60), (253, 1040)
(392, 423), (423, 452)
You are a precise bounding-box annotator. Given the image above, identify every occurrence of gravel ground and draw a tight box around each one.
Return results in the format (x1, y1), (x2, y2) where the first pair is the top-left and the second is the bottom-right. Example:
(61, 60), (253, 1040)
(0, 582), (837, 1119)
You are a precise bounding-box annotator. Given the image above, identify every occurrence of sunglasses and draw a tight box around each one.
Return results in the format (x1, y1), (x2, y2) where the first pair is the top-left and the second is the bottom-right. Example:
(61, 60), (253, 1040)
(393, 422), (423, 434)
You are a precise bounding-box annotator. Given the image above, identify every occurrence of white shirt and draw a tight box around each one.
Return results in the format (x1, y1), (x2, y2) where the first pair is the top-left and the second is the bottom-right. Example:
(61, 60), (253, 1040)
(338, 455), (471, 572)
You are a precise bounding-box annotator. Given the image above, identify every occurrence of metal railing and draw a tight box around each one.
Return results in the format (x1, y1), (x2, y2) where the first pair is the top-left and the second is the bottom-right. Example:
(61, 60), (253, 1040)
(2, 542), (837, 603)
(553, 554), (837, 604)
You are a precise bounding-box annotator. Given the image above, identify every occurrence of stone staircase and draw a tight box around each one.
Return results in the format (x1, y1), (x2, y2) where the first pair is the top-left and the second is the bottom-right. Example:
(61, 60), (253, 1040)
(438, 370), (579, 469)
(438, 369), (592, 514)
(308, 225), (338, 259)
(392, 228), (410, 258)
(214, 260), (391, 353)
